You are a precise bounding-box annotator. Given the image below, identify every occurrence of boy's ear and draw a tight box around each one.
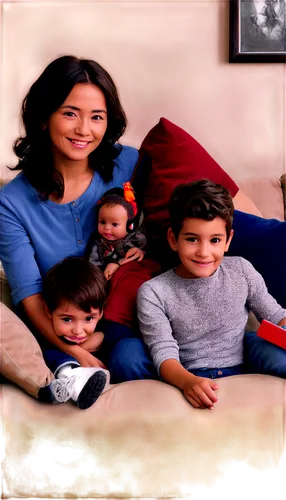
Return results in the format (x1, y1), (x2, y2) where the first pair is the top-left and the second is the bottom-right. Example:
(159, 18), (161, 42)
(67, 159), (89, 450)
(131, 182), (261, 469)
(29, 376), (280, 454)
(225, 229), (234, 252)
(98, 310), (104, 321)
(167, 227), (178, 251)
(44, 302), (52, 319)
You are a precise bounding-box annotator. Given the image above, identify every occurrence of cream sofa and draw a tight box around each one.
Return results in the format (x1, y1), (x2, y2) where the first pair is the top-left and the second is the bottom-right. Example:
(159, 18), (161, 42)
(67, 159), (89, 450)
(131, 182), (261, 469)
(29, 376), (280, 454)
(1, 175), (286, 499)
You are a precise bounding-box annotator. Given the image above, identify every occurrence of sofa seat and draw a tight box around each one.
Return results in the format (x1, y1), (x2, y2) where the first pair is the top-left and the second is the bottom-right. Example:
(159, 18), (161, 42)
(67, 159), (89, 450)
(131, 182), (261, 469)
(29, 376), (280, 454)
(1, 176), (285, 498)
(2, 375), (285, 498)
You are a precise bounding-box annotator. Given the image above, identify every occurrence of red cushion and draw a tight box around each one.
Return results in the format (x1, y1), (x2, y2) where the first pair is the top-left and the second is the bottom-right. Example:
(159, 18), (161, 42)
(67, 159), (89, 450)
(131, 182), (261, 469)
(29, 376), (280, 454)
(136, 117), (239, 236)
(103, 259), (161, 327)
(104, 118), (239, 328)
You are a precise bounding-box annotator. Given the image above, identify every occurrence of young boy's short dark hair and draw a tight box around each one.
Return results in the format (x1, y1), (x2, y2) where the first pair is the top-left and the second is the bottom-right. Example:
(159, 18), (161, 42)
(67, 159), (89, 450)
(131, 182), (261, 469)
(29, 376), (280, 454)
(43, 257), (108, 313)
(169, 179), (234, 239)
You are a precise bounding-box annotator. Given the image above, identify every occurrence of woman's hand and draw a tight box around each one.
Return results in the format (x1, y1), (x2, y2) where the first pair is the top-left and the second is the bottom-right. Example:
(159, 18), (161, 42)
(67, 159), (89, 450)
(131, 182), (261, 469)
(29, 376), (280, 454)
(70, 345), (107, 368)
(182, 376), (219, 410)
(119, 247), (145, 265)
(104, 262), (120, 280)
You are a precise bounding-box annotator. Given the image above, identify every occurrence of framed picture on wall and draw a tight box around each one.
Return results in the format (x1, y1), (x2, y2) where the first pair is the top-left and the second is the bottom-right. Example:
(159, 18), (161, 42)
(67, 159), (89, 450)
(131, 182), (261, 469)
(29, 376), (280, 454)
(229, 0), (286, 62)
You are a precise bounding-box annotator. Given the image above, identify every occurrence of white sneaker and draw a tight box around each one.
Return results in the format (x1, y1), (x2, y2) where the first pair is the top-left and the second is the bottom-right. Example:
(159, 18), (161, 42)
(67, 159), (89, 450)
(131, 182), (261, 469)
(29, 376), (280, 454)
(50, 367), (110, 409)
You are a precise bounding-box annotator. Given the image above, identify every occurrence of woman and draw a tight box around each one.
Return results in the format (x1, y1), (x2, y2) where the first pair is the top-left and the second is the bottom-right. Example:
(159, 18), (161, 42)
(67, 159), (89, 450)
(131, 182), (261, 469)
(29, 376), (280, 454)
(0, 55), (157, 402)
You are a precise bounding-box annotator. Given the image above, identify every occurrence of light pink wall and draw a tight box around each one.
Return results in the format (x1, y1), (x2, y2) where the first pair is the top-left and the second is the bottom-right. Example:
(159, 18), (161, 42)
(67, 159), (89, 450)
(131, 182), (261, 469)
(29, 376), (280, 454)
(1, 0), (285, 183)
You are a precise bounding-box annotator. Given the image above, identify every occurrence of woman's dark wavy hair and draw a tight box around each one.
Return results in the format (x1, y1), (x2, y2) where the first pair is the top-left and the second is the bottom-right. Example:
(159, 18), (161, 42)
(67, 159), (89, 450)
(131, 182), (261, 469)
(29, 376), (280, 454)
(10, 55), (127, 199)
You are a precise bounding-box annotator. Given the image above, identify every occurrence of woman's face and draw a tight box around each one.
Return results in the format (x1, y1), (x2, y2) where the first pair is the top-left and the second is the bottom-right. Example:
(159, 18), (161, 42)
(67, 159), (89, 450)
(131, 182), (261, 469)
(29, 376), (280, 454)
(47, 83), (108, 167)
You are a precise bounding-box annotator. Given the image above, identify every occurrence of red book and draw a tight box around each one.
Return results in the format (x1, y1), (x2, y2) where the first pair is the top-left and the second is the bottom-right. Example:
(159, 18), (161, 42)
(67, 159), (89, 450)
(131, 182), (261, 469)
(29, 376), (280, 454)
(257, 320), (286, 350)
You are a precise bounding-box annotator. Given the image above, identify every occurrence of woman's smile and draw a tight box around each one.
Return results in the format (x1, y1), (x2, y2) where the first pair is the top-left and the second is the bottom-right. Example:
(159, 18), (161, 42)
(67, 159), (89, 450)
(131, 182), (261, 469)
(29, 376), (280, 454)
(67, 138), (92, 148)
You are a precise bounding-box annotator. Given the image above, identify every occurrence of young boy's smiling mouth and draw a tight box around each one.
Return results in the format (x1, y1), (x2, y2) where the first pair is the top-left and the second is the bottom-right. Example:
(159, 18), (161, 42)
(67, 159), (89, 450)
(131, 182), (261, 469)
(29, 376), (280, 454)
(192, 260), (213, 267)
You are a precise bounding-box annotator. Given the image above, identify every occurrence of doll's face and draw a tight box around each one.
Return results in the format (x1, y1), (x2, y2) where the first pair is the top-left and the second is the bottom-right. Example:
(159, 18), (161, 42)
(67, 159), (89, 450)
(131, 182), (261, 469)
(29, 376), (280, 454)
(98, 203), (128, 241)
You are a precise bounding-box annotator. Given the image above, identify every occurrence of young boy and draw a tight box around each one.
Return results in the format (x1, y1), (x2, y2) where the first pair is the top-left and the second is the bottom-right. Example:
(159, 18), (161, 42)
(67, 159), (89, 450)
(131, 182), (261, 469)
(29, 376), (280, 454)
(41, 256), (110, 409)
(137, 179), (286, 410)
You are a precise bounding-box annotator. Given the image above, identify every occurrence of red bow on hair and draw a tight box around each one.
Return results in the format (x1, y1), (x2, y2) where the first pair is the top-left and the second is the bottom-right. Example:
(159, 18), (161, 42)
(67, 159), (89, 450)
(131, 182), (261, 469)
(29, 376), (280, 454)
(123, 182), (137, 217)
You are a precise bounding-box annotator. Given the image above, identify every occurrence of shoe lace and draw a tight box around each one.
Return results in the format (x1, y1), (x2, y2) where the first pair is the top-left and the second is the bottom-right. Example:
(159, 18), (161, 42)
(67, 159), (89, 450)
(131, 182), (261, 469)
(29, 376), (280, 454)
(51, 376), (76, 403)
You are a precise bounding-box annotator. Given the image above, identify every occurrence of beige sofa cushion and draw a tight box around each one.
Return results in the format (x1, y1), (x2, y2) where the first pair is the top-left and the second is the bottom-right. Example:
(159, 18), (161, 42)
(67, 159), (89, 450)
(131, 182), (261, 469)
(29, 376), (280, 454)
(1, 375), (285, 497)
(0, 302), (54, 397)
(232, 189), (263, 217)
(238, 177), (285, 221)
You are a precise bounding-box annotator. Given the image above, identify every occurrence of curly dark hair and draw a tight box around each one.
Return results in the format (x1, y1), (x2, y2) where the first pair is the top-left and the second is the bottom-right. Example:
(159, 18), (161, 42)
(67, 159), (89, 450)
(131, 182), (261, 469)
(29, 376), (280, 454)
(169, 179), (234, 240)
(10, 55), (127, 199)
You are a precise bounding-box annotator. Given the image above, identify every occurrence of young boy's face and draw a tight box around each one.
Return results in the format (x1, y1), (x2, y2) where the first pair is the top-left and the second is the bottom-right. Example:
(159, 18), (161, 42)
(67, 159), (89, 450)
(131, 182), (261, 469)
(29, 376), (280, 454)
(48, 302), (103, 344)
(98, 204), (128, 241)
(168, 217), (233, 279)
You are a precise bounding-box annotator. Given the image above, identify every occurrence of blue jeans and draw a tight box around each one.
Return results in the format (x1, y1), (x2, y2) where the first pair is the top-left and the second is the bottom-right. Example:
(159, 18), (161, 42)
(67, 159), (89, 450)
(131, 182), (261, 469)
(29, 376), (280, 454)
(244, 327), (286, 378)
(194, 328), (286, 380)
(191, 364), (245, 379)
(43, 349), (80, 377)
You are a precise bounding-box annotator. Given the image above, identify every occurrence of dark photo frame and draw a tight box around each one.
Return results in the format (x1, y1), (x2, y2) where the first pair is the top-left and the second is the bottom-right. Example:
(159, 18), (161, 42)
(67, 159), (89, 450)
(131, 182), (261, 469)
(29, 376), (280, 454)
(229, 0), (286, 62)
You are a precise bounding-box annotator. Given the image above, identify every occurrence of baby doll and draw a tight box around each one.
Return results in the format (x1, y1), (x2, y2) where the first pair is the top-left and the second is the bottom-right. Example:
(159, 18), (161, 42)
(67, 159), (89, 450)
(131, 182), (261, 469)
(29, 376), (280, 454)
(89, 182), (146, 280)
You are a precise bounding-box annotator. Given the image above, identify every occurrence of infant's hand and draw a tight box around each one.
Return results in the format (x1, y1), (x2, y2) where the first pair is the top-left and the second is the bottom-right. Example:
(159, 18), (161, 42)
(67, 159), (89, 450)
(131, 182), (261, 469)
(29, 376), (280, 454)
(104, 263), (120, 280)
(80, 332), (104, 352)
(182, 376), (219, 410)
(120, 247), (145, 265)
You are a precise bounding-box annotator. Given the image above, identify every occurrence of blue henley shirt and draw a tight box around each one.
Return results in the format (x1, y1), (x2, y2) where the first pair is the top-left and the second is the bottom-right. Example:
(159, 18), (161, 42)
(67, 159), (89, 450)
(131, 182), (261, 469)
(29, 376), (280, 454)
(0, 145), (138, 305)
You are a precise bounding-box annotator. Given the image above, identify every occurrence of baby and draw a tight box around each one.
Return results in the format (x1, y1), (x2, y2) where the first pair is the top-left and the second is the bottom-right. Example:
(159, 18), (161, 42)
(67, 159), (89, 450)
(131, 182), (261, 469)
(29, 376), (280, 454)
(89, 182), (146, 279)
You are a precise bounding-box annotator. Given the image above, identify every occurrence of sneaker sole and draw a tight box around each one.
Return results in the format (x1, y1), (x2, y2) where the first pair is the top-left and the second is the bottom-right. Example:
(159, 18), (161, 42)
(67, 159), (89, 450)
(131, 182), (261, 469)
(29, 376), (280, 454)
(77, 371), (107, 410)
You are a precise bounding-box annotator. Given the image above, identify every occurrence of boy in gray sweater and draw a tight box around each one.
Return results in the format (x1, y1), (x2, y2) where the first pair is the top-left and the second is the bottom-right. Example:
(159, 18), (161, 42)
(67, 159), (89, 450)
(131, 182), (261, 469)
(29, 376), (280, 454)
(137, 180), (286, 410)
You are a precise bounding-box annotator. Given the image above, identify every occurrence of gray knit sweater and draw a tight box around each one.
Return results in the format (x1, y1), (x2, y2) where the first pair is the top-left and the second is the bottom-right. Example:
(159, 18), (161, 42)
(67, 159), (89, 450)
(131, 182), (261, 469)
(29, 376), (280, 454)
(137, 256), (286, 373)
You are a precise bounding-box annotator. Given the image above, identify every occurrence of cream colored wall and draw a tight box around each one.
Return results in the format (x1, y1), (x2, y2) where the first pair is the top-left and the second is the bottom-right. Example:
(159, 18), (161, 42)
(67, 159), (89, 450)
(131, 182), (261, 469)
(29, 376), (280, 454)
(0, 0), (285, 183)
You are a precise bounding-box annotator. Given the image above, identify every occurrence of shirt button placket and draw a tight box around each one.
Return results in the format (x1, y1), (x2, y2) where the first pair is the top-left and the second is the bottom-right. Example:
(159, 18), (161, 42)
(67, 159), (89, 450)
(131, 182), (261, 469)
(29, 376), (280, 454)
(71, 201), (83, 246)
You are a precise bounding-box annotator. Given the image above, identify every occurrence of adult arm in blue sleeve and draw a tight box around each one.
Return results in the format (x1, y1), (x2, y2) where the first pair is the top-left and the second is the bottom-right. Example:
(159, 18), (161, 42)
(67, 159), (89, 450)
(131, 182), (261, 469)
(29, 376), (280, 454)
(0, 194), (43, 305)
